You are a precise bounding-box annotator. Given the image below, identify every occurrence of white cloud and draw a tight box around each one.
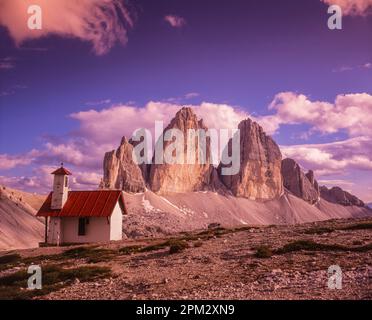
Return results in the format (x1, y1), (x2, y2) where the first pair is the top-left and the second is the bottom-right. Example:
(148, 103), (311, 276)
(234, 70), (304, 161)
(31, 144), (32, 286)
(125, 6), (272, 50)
(70, 101), (249, 146)
(0, 150), (40, 170)
(164, 15), (187, 28)
(0, 0), (134, 55)
(0, 101), (249, 191)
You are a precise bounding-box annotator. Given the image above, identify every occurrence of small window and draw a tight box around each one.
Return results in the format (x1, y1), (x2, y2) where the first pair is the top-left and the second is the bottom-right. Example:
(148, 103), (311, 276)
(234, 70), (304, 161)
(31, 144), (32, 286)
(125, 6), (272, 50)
(65, 176), (68, 187)
(78, 218), (87, 236)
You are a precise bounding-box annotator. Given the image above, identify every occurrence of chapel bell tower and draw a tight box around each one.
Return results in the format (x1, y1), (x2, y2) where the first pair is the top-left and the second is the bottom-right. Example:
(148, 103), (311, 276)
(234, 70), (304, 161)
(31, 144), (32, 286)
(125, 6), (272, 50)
(50, 163), (72, 210)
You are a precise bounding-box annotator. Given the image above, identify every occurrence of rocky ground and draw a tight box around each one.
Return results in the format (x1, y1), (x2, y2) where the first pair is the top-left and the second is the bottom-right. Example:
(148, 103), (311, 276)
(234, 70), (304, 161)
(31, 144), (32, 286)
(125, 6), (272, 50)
(0, 217), (371, 300)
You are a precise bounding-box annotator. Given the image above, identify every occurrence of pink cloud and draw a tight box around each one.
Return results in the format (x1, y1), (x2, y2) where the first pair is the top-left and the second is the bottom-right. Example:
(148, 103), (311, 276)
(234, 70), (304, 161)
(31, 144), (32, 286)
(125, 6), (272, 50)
(71, 101), (248, 146)
(262, 92), (372, 137)
(0, 101), (248, 191)
(0, 166), (101, 193)
(0, 0), (134, 55)
(281, 136), (372, 176)
(0, 150), (40, 170)
(1, 96), (371, 197)
(321, 0), (372, 15)
(164, 15), (187, 28)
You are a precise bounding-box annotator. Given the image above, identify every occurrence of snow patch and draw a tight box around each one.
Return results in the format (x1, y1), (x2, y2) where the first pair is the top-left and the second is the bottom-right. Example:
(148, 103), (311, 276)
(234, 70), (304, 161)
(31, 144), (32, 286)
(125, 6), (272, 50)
(142, 196), (160, 213)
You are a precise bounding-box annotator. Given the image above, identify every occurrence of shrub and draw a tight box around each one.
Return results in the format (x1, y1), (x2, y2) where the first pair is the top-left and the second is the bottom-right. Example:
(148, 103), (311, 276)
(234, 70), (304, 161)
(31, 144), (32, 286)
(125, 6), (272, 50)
(254, 246), (273, 258)
(342, 222), (372, 231)
(0, 253), (21, 265)
(275, 240), (346, 254)
(119, 245), (142, 255)
(303, 227), (334, 235)
(169, 240), (188, 254)
(119, 242), (170, 255)
(193, 241), (203, 248)
(61, 246), (116, 263)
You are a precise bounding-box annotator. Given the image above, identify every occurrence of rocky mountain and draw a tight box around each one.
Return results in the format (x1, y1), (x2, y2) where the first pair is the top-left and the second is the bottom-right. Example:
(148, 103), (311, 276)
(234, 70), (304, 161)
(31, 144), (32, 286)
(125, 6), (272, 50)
(218, 119), (283, 200)
(281, 158), (320, 204)
(0, 186), (44, 250)
(148, 107), (221, 194)
(103, 107), (366, 210)
(320, 186), (365, 207)
(103, 137), (146, 193)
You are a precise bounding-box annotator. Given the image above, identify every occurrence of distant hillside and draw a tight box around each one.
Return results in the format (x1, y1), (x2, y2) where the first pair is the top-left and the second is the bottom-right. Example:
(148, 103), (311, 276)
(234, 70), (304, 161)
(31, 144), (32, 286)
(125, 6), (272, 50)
(0, 186), (44, 251)
(0, 185), (46, 211)
(121, 190), (371, 238)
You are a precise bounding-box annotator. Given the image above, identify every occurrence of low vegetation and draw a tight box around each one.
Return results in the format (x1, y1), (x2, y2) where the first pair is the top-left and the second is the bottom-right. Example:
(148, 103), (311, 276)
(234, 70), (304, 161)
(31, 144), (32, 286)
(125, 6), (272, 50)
(303, 227), (335, 235)
(0, 265), (111, 300)
(168, 240), (189, 254)
(275, 240), (372, 254)
(0, 253), (22, 272)
(303, 221), (372, 235)
(254, 246), (273, 259)
(342, 222), (372, 231)
(0, 253), (21, 265)
(62, 246), (117, 263)
(120, 239), (189, 255)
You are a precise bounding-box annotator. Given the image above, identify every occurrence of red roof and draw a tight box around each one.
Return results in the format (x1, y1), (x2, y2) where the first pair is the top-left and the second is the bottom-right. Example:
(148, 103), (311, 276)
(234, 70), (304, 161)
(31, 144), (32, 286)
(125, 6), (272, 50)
(37, 190), (127, 217)
(51, 167), (72, 175)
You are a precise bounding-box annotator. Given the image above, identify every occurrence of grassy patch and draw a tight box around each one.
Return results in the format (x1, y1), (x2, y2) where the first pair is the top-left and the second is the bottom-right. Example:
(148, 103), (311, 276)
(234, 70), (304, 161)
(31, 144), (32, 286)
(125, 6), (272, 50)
(275, 240), (372, 254)
(119, 242), (169, 255)
(139, 242), (170, 253)
(0, 253), (22, 271)
(349, 243), (372, 252)
(119, 239), (190, 256)
(21, 246), (118, 266)
(275, 240), (345, 254)
(0, 253), (21, 265)
(303, 222), (372, 235)
(341, 222), (372, 231)
(254, 246), (273, 259)
(62, 247), (117, 264)
(119, 245), (143, 255)
(303, 227), (335, 235)
(0, 265), (111, 300)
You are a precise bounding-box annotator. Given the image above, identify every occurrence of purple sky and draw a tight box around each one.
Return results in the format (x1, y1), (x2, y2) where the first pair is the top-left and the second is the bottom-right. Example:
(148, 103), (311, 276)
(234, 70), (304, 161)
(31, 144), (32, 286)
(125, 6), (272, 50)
(0, 0), (371, 202)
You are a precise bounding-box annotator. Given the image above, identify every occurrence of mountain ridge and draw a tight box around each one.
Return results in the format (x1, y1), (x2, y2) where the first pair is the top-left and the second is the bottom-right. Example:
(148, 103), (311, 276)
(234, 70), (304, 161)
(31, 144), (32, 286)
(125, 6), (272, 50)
(103, 107), (366, 208)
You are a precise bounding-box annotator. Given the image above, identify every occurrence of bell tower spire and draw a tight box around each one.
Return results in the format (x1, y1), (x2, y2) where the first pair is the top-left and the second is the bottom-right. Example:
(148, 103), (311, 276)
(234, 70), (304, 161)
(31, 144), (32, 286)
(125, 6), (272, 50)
(50, 163), (72, 210)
